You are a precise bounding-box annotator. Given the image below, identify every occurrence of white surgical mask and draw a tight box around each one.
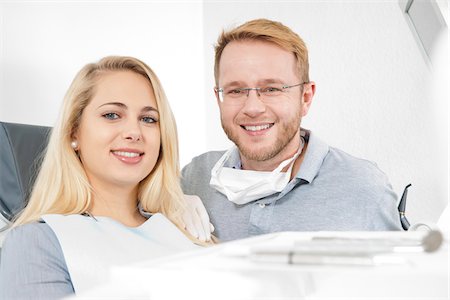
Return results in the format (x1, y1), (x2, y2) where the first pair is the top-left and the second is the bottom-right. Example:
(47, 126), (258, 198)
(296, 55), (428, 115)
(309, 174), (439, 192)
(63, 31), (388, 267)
(210, 139), (304, 205)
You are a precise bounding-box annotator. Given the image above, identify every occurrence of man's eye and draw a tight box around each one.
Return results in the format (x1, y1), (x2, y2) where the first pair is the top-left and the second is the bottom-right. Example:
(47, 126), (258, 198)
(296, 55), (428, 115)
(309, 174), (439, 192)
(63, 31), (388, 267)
(226, 89), (244, 95)
(103, 113), (119, 120)
(262, 86), (282, 93)
(141, 116), (157, 124)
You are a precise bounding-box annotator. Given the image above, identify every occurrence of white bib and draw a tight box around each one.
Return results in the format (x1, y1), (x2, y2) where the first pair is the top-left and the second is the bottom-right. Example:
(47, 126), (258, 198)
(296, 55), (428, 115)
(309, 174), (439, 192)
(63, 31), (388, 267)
(42, 213), (197, 294)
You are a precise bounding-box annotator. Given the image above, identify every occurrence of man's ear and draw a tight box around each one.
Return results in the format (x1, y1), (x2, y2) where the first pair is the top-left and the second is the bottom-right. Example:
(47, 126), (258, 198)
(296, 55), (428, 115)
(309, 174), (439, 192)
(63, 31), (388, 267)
(214, 88), (221, 106)
(301, 81), (316, 117)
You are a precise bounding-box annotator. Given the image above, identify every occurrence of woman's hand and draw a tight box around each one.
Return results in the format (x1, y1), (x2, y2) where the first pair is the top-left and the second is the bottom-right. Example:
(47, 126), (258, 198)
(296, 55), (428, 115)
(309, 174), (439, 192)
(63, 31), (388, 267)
(181, 194), (214, 242)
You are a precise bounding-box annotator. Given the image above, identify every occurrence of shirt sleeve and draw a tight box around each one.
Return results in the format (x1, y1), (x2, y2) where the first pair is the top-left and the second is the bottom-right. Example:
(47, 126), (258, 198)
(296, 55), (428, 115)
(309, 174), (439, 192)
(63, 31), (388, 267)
(0, 221), (74, 299)
(366, 168), (403, 231)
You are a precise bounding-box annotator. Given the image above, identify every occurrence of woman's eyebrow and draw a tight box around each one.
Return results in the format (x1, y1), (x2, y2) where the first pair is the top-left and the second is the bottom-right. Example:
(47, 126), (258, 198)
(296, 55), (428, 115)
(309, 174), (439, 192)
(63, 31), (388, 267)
(97, 102), (158, 114)
(97, 102), (127, 109)
(142, 106), (159, 114)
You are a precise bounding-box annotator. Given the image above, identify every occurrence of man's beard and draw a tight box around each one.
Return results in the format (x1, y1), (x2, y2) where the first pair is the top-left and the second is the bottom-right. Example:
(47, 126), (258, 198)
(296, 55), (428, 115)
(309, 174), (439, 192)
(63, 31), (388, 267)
(222, 117), (301, 162)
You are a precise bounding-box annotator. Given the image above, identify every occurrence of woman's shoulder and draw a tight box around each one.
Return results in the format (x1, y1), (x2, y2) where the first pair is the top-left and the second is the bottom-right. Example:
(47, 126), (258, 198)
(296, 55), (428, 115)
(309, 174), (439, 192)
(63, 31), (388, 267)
(7, 220), (54, 238)
(0, 222), (74, 298)
(3, 221), (60, 254)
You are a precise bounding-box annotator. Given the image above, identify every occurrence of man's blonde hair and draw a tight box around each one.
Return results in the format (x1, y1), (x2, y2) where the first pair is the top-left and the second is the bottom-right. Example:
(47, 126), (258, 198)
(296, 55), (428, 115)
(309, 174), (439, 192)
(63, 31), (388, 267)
(214, 18), (310, 85)
(14, 56), (186, 234)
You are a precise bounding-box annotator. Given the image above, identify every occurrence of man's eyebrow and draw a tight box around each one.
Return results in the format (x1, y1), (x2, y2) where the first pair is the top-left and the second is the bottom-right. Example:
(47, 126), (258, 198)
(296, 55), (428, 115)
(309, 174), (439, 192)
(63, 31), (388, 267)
(258, 78), (284, 84)
(222, 79), (285, 88)
(221, 81), (245, 88)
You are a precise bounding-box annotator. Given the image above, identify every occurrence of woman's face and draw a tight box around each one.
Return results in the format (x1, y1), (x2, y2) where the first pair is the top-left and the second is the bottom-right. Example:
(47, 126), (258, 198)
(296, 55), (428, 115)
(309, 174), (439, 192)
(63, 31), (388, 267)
(75, 70), (161, 190)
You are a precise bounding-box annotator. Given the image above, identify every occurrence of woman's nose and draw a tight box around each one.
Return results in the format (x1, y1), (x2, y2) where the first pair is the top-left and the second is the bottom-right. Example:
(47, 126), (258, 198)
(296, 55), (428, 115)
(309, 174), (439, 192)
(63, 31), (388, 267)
(123, 121), (142, 141)
(125, 132), (141, 141)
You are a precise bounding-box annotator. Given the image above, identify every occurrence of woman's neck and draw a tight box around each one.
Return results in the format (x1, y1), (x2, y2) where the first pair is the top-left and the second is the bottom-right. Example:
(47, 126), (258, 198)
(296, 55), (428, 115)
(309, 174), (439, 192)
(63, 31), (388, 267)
(88, 181), (146, 227)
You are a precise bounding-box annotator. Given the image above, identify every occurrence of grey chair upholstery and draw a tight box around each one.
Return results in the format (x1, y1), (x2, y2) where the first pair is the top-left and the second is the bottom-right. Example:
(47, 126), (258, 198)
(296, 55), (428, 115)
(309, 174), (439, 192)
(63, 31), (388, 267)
(0, 121), (51, 229)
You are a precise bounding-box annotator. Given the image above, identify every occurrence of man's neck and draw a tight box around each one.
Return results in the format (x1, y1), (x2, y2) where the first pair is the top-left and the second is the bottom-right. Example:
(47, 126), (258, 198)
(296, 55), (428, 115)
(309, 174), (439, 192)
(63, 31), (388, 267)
(240, 133), (303, 172)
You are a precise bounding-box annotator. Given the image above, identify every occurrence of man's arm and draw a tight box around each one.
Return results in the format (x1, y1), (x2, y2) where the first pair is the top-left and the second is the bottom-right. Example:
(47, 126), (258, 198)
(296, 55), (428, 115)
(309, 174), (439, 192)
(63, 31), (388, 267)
(364, 163), (403, 231)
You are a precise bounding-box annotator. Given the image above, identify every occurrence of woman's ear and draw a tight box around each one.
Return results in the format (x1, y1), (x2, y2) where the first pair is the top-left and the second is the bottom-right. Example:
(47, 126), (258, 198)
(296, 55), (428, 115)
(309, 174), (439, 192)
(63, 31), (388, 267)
(70, 140), (79, 150)
(70, 129), (79, 151)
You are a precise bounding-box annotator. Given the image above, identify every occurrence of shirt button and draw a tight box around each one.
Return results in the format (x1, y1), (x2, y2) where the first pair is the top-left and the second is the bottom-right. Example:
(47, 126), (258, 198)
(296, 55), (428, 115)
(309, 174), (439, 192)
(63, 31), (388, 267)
(259, 203), (266, 208)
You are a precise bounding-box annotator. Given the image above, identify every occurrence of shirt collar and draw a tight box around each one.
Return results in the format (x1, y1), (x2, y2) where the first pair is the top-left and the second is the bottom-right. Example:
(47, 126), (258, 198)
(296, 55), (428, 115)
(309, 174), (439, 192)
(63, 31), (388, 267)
(224, 146), (243, 169)
(81, 204), (152, 221)
(138, 204), (153, 219)
(294, 129), (329, 183)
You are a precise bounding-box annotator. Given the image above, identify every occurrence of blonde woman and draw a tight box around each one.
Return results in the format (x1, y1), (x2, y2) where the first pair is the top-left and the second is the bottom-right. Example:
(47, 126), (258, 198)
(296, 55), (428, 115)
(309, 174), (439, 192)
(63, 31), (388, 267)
(0, 56), (213, 298)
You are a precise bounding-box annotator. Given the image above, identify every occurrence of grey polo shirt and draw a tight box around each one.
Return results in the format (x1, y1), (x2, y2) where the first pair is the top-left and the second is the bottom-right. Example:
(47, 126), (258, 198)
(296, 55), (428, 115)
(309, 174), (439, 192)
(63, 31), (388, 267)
(181, 130), (402, 242)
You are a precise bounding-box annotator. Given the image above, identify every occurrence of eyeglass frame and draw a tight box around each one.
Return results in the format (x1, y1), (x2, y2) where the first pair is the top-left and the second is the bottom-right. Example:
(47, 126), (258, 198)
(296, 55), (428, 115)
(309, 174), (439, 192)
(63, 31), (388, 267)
(214, 82), (309, 103)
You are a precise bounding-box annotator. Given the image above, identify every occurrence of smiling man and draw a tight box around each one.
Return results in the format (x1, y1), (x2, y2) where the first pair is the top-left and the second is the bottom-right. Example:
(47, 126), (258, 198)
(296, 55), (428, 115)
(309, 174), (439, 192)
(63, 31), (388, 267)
(181, 19), (402, 242)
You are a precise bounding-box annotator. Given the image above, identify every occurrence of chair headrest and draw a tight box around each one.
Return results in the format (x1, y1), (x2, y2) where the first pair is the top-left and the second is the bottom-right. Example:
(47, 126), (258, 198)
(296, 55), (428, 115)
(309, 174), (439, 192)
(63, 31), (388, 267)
(0, 122), (51, 223)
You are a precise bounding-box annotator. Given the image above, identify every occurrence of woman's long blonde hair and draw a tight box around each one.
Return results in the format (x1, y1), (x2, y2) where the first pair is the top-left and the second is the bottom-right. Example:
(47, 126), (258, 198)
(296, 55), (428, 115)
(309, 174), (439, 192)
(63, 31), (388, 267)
(14, 56), (187, 234)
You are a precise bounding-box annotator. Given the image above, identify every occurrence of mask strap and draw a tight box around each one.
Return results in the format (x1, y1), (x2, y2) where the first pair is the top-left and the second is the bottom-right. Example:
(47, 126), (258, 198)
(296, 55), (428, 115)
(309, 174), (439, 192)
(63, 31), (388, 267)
(272, 137), (305, 174)
(211, 146), (237, 175)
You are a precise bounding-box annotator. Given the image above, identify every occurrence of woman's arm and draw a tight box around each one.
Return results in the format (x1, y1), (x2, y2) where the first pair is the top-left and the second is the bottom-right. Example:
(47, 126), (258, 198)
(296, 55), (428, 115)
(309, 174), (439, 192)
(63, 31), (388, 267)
(0, 221), (74, 299)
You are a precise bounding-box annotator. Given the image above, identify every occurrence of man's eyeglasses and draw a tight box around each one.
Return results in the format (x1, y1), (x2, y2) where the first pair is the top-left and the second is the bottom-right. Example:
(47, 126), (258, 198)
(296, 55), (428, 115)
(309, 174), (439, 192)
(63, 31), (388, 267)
(214, 82), (308, 105)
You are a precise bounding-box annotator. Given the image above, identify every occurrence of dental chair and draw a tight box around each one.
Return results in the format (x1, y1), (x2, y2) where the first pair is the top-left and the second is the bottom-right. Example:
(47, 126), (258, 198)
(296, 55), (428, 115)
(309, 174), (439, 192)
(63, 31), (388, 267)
(0, 121), (51, 238)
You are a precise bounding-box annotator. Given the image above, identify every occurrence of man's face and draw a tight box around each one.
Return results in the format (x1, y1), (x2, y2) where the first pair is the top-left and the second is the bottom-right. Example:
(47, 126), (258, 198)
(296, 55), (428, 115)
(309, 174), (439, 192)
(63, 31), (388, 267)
(216, 40), (314, 164)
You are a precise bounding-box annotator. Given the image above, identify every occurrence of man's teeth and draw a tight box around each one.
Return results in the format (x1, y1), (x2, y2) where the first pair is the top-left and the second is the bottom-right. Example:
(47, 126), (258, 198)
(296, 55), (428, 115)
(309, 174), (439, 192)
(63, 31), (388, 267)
(244, 124), (271, 131)
(113, 151), (140, 157)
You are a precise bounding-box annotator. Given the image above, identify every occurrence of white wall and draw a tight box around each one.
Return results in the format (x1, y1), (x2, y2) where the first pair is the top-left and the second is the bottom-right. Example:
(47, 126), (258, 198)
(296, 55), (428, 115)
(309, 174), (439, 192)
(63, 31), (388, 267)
(1, 1), (448, 225)
(0, 1), (205, 167)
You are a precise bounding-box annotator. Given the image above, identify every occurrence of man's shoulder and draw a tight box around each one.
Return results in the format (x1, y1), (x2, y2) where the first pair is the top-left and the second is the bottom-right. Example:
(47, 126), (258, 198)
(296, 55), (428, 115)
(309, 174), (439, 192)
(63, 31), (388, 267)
(325, 146), (390, 184)
(306, 131), (387, 178)
(181, 150), (226, 189)
(328, 146), (377, 168)
(183, 150), (226, 170)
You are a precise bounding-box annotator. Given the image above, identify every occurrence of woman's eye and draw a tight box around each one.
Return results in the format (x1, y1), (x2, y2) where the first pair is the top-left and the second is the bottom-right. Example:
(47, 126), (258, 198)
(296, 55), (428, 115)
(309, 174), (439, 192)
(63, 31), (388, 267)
(141, 116), (157, 124)
(103, 112), (119, 120)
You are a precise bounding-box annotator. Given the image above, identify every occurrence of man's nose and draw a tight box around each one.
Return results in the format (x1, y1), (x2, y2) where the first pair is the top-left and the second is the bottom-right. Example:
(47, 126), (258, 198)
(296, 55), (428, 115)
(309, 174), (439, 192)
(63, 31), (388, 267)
(244, 88), (261, 98)
(241, 88), (266, 116)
